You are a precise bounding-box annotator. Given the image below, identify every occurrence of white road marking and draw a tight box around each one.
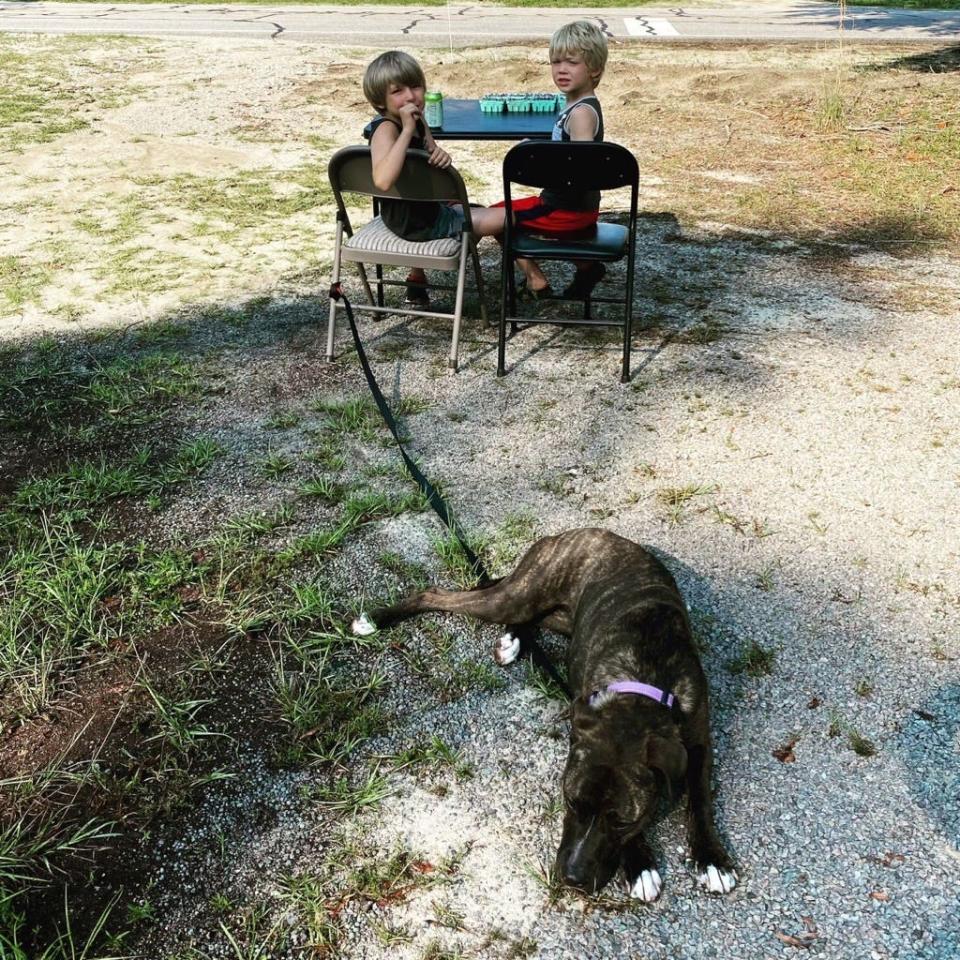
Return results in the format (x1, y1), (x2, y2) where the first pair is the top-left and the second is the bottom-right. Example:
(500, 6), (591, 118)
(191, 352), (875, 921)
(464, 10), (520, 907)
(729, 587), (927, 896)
(624, 17), (680, 37)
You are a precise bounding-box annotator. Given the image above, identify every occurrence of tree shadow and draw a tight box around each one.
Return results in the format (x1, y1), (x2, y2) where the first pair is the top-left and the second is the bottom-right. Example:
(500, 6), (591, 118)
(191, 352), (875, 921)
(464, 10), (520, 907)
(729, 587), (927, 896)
(783, 5), (960, 40)
(857, 43), (960, 73)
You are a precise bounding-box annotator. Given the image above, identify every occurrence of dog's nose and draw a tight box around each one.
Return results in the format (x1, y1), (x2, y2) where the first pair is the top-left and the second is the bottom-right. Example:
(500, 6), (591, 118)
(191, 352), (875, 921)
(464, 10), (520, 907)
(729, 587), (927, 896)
(557, 861), (597, 893)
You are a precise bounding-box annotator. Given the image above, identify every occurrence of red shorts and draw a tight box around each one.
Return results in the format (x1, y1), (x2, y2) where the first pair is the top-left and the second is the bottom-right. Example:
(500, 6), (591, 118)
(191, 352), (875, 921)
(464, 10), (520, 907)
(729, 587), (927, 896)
(492, 196), (598, 235)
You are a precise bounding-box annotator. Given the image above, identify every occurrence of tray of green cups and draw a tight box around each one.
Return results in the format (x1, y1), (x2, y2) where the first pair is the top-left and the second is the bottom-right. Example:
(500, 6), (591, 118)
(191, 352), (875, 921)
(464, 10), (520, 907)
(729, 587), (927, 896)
(505, 94), (531, 113)
(479, 94), (506, 112)
(531, 93), (558, 113)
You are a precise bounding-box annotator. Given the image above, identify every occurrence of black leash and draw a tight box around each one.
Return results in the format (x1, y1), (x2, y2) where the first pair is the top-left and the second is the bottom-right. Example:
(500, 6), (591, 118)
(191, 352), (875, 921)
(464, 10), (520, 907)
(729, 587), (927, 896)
(329, 283), (571, 699)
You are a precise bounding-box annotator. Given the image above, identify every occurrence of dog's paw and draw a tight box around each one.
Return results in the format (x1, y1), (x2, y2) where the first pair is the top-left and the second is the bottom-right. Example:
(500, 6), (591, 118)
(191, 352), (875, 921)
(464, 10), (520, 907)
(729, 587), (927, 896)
(698, 864), (737, 895)
(629, 869), (662, 903)
(351, 613), (378, 637)
(493, 631), (521, 665)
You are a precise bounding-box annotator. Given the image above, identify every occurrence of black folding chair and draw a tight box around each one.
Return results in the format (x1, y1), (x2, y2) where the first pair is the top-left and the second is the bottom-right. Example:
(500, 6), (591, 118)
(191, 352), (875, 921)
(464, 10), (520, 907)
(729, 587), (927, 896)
(327, 145), (487, 372)
(498, 141), (639, 383)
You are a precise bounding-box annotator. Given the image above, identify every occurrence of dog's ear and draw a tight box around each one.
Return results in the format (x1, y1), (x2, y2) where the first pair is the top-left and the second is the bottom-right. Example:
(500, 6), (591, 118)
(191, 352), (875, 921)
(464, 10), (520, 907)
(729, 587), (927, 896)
(645, 735), (687, 797)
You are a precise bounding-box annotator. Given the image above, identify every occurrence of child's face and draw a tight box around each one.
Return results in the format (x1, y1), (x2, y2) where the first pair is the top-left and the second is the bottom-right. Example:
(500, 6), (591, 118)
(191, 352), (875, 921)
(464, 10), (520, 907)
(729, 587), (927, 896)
(382, 81), (425, 120)
(551, 53), (594, 99)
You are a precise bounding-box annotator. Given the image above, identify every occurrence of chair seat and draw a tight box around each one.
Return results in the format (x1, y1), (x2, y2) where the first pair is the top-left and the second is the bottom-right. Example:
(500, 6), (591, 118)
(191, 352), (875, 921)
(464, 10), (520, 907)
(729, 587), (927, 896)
(343, 217), (461, 258)
(511, 221), (628, 261)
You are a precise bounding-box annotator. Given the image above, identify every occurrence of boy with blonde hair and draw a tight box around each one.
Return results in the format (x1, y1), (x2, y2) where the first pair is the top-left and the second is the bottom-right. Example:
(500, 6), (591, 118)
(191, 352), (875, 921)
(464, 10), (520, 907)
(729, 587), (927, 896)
(362, 50), (503, 307)
(497, 20), (610, 300)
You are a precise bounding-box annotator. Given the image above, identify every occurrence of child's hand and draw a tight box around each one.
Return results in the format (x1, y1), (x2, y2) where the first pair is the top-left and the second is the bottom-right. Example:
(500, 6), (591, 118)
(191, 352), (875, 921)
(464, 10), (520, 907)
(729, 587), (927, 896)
(398, 102), (422, 133)
(428, 143), (451, 168)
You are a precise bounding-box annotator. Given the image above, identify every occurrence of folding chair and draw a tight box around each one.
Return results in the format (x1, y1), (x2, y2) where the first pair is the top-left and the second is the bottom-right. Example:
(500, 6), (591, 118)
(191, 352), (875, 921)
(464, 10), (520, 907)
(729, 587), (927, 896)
(327, 145), (487, 372)
(497, 141), (639, 383)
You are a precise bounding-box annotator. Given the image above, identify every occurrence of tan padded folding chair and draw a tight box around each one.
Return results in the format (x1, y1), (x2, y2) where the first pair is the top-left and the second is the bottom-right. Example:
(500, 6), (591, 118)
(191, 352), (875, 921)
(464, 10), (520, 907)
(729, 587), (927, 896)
(326, 145), (487, 372)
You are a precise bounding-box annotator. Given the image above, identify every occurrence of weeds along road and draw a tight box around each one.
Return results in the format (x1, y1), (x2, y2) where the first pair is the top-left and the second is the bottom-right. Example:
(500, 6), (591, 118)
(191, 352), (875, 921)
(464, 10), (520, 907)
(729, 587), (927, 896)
(1, 0), (960, 45)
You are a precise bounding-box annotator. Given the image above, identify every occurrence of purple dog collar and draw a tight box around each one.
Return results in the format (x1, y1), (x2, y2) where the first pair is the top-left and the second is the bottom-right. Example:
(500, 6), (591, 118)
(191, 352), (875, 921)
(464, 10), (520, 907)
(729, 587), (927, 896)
(591, 681), (677, 710)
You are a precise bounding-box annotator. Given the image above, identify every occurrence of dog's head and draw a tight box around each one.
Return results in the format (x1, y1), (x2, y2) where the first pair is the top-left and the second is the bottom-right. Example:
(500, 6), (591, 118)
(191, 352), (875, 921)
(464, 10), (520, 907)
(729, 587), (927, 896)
(553, 694), (688, 894)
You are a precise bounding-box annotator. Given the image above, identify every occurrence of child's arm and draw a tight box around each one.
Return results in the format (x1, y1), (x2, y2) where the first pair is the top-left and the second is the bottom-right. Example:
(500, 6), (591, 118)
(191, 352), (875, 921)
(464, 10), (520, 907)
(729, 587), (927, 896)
(422, 126), (452, 170)
(369, 104), (420, 191)
(566, 102), (600, 142)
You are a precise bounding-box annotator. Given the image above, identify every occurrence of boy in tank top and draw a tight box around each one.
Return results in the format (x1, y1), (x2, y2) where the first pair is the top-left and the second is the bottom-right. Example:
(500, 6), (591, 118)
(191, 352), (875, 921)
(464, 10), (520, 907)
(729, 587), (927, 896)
(494, 21), (610, 301)
(362, 51), (504, 307)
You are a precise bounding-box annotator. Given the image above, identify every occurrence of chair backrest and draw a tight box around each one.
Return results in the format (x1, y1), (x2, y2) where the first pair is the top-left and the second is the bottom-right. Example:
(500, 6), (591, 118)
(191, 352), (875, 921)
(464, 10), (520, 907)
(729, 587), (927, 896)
(328, 145), (470, 215)
(502, 140), (639, 195)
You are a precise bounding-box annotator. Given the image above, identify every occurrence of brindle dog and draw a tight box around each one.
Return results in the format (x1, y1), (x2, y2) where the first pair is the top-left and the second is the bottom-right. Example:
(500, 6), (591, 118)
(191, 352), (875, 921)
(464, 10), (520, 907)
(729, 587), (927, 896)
(352, 527), (737, 901)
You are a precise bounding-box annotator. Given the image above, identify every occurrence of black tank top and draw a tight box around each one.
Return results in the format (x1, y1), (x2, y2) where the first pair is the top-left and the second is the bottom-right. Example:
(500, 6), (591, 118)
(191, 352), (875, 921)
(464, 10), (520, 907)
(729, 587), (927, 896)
(540, 96), (604, 213)
(365, 116), (443, 241)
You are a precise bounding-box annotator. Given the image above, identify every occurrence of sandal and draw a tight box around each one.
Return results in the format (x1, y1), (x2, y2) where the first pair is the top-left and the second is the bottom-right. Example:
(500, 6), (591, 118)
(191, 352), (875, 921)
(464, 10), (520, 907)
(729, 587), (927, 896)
(561, 263), (606, 300)
(404, 274), (430, 308)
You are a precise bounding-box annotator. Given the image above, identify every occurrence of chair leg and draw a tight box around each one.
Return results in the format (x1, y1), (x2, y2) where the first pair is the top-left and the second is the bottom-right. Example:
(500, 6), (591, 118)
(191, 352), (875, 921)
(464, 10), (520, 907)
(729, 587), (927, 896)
(498, 250), (510, 377)
(449, 242), (469, 371)
(469, 238), (489, 327)
(621, 243), (636, 384)
(357, 263), (375, 305)
(326, 225), (344, 362)
(375, 263), (385, 308)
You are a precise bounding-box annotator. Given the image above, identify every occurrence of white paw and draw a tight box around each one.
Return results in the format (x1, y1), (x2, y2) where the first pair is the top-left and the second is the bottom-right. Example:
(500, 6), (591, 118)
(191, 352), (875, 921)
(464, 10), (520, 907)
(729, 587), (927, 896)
(351, 613), (377, 637)
(494, 631), (521, 665)
(629, 869), (662, 903)
(698, 864), (737, 895)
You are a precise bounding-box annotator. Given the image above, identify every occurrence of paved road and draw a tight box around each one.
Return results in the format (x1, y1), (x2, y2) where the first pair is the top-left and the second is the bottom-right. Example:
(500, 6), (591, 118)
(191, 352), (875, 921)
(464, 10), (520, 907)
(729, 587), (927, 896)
(1, 1), (958, 45)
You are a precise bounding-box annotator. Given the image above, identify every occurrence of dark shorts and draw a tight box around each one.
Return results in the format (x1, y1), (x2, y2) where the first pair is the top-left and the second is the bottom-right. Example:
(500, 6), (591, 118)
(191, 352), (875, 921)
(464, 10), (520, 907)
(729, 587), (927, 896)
(492, 196), (598, 235)
(427, 203), (467, 240)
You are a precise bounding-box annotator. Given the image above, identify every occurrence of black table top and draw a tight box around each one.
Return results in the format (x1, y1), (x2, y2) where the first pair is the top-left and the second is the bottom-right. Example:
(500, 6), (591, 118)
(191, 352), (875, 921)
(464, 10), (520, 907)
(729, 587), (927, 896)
(433, 98), (557, 141)
(362, 99), (557, 143)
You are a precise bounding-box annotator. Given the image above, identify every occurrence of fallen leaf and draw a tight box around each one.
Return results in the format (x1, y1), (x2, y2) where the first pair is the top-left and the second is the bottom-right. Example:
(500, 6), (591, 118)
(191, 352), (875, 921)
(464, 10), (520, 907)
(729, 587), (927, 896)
(773, 736), (799, 763)
(869, 889), (889, 902)
(775, 931), (814, 949)
(807, 696), (822, 709)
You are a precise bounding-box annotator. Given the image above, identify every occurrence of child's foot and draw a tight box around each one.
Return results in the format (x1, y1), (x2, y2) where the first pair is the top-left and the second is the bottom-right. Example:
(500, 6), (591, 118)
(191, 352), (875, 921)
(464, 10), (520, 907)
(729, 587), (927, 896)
(561, 262), (606, 300)
(517, 279), (553, 302)
(404, 273), (430, 308)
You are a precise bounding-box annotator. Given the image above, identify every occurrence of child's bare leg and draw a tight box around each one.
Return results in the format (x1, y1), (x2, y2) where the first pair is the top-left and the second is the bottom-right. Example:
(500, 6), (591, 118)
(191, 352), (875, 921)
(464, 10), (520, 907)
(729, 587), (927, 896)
(469, 206), (506, 238)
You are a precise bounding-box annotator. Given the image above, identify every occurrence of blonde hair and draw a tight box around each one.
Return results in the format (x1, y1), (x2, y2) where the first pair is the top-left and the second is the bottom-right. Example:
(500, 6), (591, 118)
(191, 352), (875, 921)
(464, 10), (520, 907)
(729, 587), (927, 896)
(549, 21), (609, 87)
(362, 50), (427, 113)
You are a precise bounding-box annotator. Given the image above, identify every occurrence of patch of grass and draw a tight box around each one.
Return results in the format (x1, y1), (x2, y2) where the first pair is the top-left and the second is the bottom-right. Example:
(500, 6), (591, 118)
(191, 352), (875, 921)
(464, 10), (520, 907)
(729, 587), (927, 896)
(310, 768), (394, 816)
(487, 513), (537, 573)
(525, 662), (568, 702)
(275, 874), (339, 955)
(848, 729), (878, 757)
(343, 489), (426, 524)
(0, 347), (204, 436)
(259, 449), (295, 480)
(13, 439), (220, 518)
(0, 255), (51, 312)
(313, 395), (381, 444)
(725, 639), (777, 678)
(656, 483), (716, 524)
(389, 734), (474, 781)
(299, 475), (345, 504)
(264, 410), (301, 430)
(432, 531), (486, 590)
